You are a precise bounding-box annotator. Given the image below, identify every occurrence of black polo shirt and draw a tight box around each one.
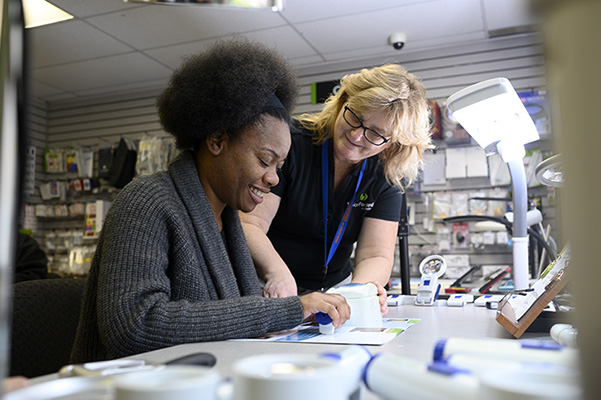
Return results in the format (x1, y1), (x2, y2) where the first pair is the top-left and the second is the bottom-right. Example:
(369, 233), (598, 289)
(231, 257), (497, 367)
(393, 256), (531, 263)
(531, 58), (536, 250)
(269, 122), (402, 291)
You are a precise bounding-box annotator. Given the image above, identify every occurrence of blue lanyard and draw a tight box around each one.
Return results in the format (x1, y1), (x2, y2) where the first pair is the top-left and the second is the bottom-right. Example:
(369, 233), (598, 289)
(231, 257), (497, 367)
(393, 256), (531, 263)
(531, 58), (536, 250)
(321, 139), (366, 287)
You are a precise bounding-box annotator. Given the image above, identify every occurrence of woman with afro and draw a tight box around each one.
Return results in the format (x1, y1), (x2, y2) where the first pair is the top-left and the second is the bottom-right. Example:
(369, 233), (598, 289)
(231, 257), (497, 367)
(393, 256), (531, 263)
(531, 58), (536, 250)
(71, 38), (350, 363)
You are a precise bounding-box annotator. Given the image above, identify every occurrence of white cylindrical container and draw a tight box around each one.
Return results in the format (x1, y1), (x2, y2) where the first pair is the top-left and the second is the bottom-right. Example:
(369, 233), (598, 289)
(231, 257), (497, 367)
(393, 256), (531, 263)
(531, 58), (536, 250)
(550, 324), (578, 348)
(114, 365), (220, 400)
(319, 346), (371, 394)
(438, 354), (577, 378)
(328, 283), (382, 327)
(433, 338), (579, 367)
(232, 353), (350, 400)
(364, 353), (479, 400)
(479, 369), (582, 400)
(2, 376), (113, 400)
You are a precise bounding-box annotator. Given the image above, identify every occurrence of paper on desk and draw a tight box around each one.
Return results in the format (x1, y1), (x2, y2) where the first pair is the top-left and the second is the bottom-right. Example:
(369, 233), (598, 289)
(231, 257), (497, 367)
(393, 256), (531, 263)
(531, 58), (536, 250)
(507, 245), (570, 320)
(234, 318), (420, 346)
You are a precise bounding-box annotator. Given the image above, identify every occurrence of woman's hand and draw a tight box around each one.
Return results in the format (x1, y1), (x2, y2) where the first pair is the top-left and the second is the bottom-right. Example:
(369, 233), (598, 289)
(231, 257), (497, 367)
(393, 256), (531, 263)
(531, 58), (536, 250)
(3, 376), (30, 394)
(263, 270), (297, 298)
(368, 281), (389, 316)
(299, 292), (351, 328)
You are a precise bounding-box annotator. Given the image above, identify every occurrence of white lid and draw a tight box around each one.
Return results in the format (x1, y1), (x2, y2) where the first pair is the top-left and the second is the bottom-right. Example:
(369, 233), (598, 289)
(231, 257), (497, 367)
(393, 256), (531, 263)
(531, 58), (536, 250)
(327, 283), (377, 299)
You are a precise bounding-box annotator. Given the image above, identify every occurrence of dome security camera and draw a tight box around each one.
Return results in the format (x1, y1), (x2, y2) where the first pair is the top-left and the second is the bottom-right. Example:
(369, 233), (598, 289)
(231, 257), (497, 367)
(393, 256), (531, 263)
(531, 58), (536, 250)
(388, 32), (407, 50)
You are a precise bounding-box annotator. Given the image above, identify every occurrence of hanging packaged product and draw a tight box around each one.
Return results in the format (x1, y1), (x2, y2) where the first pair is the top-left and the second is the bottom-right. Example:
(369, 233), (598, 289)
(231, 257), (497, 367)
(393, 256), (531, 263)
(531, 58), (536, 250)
(109, 137), (137, 189)
(44, 148), (65, 173)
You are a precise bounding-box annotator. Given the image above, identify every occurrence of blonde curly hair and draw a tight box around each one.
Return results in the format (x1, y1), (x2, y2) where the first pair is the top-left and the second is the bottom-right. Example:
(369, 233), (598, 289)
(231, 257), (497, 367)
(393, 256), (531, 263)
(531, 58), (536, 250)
(297, 64), (433, 192)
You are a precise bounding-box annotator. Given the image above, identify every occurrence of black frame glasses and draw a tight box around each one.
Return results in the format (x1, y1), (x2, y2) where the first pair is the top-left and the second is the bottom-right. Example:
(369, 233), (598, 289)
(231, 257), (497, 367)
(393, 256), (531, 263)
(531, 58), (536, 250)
(343, 105), (390, 146)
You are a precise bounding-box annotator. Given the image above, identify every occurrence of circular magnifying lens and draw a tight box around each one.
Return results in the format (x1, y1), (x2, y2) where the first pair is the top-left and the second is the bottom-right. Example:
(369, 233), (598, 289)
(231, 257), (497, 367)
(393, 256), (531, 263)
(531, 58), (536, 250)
(535, 154), (563, 188)
(419, 255), (447, 277)
(422, 259), (443, 274)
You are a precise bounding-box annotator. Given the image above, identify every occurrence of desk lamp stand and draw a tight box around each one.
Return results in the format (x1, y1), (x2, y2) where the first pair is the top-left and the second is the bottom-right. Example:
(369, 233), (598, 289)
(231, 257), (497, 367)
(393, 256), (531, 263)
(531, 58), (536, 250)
(507, 159), (529, 290)
(398, 193), (411, 295)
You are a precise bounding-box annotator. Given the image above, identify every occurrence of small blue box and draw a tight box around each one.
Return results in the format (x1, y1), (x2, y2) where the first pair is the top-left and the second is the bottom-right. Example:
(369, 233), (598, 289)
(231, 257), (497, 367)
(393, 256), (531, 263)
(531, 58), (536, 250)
(518, 89), (551, 136)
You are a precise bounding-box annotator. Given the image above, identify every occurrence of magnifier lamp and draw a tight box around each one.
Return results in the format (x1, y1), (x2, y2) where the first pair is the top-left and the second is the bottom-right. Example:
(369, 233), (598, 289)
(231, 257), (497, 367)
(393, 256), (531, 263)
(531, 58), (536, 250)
(447, 78), (540, 290)
(535, 153), (563, 188)
(415, 255), (447, 306)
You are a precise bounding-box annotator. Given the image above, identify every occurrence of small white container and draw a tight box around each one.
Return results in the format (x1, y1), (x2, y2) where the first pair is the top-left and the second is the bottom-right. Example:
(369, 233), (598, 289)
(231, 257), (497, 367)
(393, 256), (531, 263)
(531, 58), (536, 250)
(327, 283), (382, 328)
(364, 353), (479, 400)
(232, 354), (348, 400)
(479, 369), (582, 400)
(114, 365), (220, 400)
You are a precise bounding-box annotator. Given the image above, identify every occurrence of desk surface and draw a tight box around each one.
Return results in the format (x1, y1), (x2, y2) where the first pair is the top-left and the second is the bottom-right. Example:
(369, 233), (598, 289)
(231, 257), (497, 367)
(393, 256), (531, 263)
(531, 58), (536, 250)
(132, 302), (511, 365)
(122, 303), (513, 399)
(28, 302), (525, 399)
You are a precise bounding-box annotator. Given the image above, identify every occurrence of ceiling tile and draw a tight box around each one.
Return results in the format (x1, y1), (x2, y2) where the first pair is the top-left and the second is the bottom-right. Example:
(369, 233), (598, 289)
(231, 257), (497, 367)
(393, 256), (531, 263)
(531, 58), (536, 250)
(28, 20), (133, 68)
(85, 5), (286, 50)
(143, 40), (215, 70)
(234, 26), (318, 60)
(295, 0), (484, 56)
(24, 0), (537, 104)
(49, 0), (139, 18)
(27, 78), (68, 100)
(144, 25), (317, 70)
(281, 0), (438, 23)
(32, 52), (172, 94)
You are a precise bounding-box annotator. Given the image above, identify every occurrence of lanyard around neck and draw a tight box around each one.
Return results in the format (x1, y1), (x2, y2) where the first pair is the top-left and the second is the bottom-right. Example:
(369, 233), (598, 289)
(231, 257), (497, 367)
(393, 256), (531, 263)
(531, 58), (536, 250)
(321, 139), (366, 288)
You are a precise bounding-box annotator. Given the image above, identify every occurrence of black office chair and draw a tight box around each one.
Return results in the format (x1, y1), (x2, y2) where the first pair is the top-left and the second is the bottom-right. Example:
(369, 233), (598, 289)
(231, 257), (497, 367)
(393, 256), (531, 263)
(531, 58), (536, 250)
(9, 278), (87, 378)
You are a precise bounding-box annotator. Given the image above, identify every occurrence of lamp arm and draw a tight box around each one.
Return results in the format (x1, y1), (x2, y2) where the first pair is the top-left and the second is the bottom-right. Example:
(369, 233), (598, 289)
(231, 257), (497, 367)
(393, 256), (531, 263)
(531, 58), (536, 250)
(443, 215), (512, 229)
(442, 215), (557, 264)
(507, 160), (528, 237)
(506, 160), (529, 289)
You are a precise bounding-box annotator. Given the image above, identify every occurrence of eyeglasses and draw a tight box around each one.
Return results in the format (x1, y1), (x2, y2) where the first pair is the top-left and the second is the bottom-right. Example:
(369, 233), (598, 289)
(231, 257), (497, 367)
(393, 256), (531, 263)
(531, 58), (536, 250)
(343, 105), (390, 146)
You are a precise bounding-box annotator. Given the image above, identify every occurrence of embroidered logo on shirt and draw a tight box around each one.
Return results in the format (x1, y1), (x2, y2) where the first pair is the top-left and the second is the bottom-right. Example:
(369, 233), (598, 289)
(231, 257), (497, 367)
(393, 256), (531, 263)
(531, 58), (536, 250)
(352, 200), (374, 211)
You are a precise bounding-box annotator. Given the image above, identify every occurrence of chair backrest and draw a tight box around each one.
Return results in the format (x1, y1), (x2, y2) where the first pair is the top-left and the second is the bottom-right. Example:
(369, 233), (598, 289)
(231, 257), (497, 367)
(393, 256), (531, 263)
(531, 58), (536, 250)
(9, 278), (87, 378)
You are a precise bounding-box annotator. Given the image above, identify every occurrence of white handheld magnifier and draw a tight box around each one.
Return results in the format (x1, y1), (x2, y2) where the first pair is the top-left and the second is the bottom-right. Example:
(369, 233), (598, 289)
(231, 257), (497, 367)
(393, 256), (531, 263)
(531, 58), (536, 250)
(415, 255), (447, 306)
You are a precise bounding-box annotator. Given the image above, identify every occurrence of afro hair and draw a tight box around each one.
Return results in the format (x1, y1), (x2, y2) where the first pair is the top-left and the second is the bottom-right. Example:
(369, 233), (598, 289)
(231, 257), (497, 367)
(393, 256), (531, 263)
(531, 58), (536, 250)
(156, 37), (299, 149)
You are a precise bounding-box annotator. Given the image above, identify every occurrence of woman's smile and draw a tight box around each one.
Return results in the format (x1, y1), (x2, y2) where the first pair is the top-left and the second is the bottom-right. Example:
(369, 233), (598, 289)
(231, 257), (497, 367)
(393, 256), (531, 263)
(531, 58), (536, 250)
(249, 185), (268, 204)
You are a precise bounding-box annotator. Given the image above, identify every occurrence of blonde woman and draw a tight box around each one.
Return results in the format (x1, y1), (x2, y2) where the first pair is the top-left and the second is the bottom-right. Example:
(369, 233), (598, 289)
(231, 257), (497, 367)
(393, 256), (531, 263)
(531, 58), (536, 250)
(241, 64), (433, 313)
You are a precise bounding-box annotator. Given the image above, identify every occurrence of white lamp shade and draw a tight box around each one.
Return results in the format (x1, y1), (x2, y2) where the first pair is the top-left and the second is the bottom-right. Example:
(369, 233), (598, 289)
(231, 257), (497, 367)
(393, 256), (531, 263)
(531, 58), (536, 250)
(447, 78), (539, 162)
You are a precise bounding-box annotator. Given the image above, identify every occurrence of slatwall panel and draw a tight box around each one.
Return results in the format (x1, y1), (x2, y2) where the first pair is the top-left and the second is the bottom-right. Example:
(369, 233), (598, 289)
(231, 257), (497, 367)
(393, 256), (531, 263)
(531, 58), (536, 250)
(40, 32), (557, 278)
(20, 97), (48, 236)
(46, 91), (164, 148)
(294, 34), (546, 114)
(23, 96), (48, 203)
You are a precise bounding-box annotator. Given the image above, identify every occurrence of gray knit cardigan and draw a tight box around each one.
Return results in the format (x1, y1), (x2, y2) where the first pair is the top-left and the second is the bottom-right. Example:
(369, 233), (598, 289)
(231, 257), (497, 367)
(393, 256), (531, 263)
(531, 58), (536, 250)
(71, 151), (303, 363)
